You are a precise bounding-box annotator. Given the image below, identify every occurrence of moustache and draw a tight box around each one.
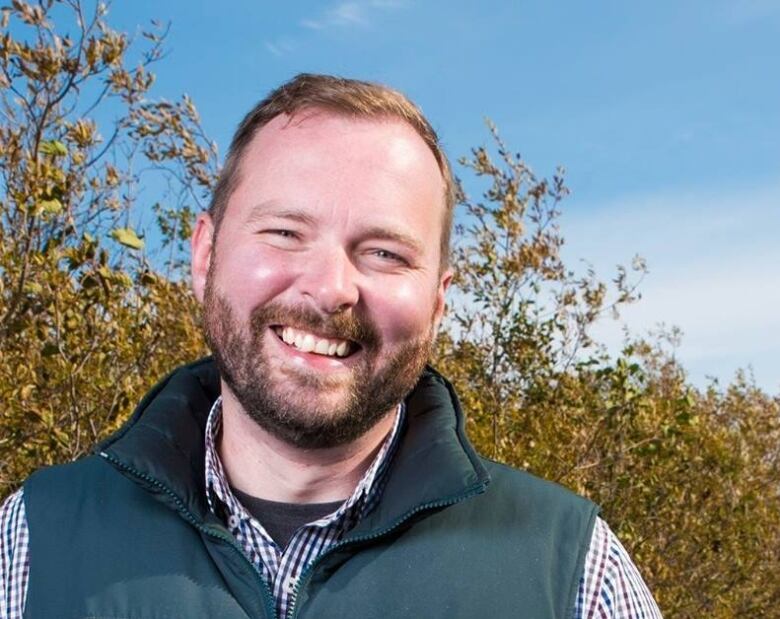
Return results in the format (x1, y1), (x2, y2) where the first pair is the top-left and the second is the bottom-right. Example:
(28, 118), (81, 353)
(248, 303), (381, 352)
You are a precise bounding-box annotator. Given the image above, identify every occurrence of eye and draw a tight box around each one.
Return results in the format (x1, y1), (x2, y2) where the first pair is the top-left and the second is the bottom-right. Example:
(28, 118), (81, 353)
(256, 229), (303, 250)
(371, 248), (408, 265)
(260, 229), (299, 239)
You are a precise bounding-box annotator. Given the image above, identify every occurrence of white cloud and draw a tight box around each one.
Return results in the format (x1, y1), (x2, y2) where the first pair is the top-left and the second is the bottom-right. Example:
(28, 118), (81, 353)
(265, 41), (283, 56)
(332, 2), (369, 26)
(300, 19), (324, 30)
(717, 0), (780, 25)
(369, 0), (408, 8)
(270, 2), (407, 57)
(560, 180), (780, 391)
(264, 37), (297, 57)
(300, 0), (405, 31)
(300, 3), (367, 30)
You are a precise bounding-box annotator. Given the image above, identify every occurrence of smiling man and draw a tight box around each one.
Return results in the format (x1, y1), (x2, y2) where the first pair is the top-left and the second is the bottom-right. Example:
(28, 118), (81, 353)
(0, 74), (662, 618)
(195, 110), (448, 461)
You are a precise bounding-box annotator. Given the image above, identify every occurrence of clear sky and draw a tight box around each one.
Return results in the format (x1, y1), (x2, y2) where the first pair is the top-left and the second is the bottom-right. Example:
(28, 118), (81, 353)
(106, 0), (779, 392)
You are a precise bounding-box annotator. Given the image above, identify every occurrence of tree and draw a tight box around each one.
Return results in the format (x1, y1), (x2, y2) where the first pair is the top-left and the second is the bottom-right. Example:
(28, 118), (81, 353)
(1, 2), (778, 617)
(435, 126), (780, 617)
(0, 0), (212, 491)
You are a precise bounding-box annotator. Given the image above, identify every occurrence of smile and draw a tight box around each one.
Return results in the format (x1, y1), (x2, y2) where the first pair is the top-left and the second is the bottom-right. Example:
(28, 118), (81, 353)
(272, 325), (357, 358)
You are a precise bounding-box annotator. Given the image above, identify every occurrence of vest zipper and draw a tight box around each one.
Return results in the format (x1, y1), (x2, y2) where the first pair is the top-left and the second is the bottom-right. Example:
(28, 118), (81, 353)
(286, 482), (488, 619)
(99, 451), (278, 619)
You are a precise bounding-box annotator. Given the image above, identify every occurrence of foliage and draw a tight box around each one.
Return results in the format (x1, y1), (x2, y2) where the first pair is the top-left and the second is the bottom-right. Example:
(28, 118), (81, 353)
(0, 0), (212, 490)
(1, 2), (778, 617)
(435, 128), (780, 617)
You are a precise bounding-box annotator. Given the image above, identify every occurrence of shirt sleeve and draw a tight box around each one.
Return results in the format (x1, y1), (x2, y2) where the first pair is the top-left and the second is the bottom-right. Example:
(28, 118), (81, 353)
(0, 488), (29, 619)
(573, 516), (663, 618)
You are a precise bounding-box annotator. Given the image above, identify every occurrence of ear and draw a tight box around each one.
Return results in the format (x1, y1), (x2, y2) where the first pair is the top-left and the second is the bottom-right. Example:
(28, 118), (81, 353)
(191, 212), (215, 304)
(432, 267), (453, 333)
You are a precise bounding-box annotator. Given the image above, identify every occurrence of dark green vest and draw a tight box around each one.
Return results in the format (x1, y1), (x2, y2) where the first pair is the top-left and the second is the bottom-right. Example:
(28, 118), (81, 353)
(23, 359), (598, 619)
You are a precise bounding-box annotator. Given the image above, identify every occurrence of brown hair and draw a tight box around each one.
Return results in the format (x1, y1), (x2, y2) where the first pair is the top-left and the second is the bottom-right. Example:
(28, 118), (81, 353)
(208, 73), (456, 271)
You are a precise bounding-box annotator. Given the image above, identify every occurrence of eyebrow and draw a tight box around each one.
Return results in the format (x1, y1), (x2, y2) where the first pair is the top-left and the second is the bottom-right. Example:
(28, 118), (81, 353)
(245, 202), (426, 256)
(245, 202), (317, 226)
(360, 226), (425, 256)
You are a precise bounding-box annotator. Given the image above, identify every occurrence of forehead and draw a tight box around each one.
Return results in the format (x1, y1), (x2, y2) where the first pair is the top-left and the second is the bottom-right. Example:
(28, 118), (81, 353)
(232, 110), (445, 209)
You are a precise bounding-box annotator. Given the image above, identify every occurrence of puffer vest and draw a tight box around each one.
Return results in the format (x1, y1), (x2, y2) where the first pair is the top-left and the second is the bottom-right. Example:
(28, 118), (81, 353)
(22, 358), (598, 618)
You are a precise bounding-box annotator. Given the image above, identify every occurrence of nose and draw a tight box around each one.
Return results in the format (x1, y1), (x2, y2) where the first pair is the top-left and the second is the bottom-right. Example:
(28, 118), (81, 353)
(298, 246), (360, 315)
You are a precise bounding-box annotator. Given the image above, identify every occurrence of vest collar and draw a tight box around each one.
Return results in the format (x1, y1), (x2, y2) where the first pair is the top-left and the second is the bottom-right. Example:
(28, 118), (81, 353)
(98, 358), (490, 528)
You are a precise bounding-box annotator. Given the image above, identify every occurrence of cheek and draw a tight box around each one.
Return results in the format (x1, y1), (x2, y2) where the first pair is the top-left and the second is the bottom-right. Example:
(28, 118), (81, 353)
(369, 279), (437, 343)
(212, 243), (293, 315)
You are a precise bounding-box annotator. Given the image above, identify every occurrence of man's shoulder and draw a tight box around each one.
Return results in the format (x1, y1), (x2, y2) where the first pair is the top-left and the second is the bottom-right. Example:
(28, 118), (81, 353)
(478, 456), (599, 515)
(23, 453), (134, 517)
(23, 451), (108, 480)
(22, 454), (109, 505)
(25, 453), (106, 488)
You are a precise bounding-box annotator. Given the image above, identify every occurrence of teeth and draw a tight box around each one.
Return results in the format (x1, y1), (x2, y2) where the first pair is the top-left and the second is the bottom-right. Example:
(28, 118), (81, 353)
(277, 326), (353, 358)
(300, 333), (316, 353)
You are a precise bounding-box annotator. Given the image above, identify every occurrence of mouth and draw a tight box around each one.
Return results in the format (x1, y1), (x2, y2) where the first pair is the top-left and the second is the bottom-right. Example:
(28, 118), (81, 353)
(271, 325), (360, 359)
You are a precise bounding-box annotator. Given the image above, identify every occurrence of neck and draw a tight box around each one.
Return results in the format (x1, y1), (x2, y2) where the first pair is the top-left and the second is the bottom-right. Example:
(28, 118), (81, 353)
(217, 384), (397, 504)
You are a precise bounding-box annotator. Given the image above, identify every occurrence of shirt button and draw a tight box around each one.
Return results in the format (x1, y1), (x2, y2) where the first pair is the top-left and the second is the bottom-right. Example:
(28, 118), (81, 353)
(227, 514), (240, 529)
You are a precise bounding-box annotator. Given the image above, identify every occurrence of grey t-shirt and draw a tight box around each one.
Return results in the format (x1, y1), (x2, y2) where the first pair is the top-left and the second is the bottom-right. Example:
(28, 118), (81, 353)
(231, 487), (344, 550)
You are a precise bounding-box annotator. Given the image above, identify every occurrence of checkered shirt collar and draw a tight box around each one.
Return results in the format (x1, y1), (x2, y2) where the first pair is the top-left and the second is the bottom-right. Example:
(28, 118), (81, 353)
(204, 396), (404, 536)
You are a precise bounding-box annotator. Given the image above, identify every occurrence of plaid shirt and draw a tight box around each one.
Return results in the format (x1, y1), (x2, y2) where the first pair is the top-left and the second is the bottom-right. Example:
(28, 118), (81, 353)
(203, 397), (403, 618)
(1, 398), (662, 618)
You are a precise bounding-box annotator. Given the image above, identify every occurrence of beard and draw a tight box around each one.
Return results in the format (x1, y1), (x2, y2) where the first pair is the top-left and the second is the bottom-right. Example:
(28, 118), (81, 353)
(202, 276), (434, 449)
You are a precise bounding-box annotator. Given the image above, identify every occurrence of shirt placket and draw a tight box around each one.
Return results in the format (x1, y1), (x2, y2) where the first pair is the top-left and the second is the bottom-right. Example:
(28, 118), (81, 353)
(203, 397), (403, 617)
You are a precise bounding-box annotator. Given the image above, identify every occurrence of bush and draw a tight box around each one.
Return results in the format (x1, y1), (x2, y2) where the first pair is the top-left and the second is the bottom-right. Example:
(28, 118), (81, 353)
(1, 3), (777, 616)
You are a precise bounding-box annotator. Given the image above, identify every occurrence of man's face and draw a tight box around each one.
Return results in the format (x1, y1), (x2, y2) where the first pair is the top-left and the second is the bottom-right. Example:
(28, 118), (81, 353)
(191, 111), (451, 448)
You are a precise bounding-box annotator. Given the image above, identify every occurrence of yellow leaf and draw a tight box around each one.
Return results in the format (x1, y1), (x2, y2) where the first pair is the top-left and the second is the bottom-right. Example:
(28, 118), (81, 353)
(110, 227), (144, 250)
(23, 281), (42, 294)
(39, 197), (62, 214)
(39, 140), (68, 157)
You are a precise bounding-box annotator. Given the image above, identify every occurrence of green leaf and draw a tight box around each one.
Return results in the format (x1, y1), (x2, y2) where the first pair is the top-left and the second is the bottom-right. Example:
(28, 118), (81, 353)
(110, 227), (144, 250)
(139, 271), (158, 286)
(81, 273), (99, 289)
(39, 197), (63, 214)
(39, 140), (68, 157)
(23, 281), (43, 295)
(41, 343), (58, 357)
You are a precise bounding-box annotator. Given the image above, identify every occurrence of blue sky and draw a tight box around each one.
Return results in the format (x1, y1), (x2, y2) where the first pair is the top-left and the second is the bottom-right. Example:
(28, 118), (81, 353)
(106, 0), (780, 392)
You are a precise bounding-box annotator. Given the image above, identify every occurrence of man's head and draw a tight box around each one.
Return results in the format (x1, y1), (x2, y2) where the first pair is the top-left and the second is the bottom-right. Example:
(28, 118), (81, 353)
(209, 73), (456, 273)
(191, 74), (454, 449)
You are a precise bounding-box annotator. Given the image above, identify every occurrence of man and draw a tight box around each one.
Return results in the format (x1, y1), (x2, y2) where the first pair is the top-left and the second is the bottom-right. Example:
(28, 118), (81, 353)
(0, 74), (662, 618)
